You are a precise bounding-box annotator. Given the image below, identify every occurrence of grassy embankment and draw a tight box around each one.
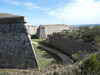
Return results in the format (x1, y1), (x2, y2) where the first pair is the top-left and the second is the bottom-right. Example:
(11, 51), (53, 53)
(31, 35), (62, 69)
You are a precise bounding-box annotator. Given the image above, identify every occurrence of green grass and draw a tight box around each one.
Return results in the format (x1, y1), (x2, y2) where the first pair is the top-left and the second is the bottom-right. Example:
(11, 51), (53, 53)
(31, 35), (45, 43)
(33, 44), (62, 69)
(31, 35), (62, 69)
(39, 41), (74, 61)
(0, 69), (28, 75)
(32, 39), (45, 43)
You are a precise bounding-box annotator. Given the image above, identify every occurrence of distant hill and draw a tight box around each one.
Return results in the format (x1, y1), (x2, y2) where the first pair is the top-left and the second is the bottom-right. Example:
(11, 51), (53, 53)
(70, 24), (100, 27)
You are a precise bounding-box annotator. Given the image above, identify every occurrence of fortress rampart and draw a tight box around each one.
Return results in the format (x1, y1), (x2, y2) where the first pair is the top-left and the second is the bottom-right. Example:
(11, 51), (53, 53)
(0, 13), (38, 69)
(36, 24), (70, 39)
(46, 33), (97, 60)
(25, 25), (38, 35)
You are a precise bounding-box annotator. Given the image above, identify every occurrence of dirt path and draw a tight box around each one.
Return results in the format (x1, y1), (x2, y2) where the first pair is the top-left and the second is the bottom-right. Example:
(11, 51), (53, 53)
(32, 41), (73, 64)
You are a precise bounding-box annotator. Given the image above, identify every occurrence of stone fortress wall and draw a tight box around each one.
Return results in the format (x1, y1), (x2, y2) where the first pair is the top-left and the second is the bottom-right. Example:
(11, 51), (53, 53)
(46, 33), (97, 59)
(25, 25), (38, 35)
(36, 24), (70, 39)
(0, 13), (38, 69)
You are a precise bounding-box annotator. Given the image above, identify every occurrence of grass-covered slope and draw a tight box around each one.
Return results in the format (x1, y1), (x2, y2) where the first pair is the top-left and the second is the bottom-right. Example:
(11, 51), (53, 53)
(31, 35), (62, 69)
(33, 44), (62, 69)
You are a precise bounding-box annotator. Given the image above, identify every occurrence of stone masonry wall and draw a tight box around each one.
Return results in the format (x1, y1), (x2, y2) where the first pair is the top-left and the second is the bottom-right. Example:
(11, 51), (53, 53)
(46, 33), (97, 58)
(0, 16), (38, 69)
(25, 25), (38, 35)
(36, 26), (46, 38)
(0, 17), (25, 24)
(36, 24), (70, 39)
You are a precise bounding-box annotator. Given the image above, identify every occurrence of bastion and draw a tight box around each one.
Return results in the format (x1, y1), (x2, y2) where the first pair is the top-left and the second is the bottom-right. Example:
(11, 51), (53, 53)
(36, 24), (70, 39)
(0, 13), (38, 69)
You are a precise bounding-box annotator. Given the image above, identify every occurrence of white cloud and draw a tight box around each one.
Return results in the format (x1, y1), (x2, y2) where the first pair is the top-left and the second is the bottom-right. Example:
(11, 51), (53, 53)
(2, 0), (49, 11)
(2, 0), (21, 5)
(48, 0), (100, 24)
(11, 1), (21, 5)
(23, 2), (39, 10)
(23, 2), (50, 11)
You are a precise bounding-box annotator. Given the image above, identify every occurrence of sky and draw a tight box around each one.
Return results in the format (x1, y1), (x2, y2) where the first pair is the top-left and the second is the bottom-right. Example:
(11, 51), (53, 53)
(0, 0), (100, 26)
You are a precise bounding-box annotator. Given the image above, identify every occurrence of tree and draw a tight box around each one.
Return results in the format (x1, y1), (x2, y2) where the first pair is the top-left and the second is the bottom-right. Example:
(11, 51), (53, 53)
(81, 53), (99, 72)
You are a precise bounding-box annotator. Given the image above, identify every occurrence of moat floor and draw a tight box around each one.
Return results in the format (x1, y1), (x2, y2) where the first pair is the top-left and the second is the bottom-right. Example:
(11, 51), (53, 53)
(33, 43), (62, 69)
(32, 41), (73, 64)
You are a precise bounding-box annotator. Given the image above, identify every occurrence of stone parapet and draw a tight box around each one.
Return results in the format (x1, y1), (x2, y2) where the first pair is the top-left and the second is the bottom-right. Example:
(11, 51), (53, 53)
(0, 17), (26, 25)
